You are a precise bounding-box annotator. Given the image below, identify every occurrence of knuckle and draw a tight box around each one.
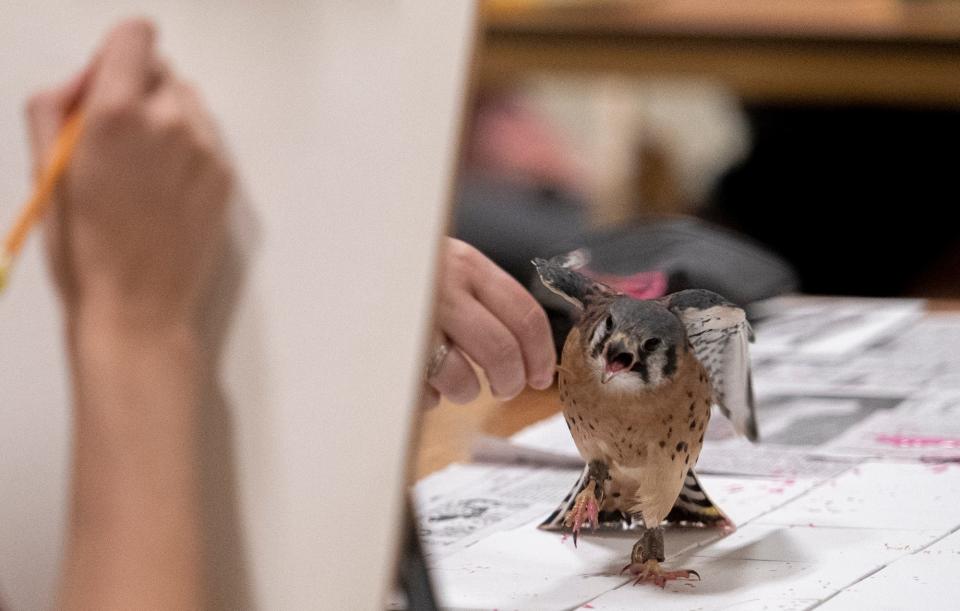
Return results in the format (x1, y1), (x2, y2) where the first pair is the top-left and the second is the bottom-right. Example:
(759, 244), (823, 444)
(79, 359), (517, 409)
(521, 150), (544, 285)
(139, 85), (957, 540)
(156, 110), (190, 139)
(517, 302), (549, 342)
(487, 334), (520, 366)
(446, 238), (479, 271)
(92, 95), (139, 126)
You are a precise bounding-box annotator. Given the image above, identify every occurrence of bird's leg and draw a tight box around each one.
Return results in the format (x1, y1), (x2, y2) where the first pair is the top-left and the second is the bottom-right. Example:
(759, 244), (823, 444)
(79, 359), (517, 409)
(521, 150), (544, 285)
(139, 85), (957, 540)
(563, 460), (609, 546)
(621, 524), (700, 588)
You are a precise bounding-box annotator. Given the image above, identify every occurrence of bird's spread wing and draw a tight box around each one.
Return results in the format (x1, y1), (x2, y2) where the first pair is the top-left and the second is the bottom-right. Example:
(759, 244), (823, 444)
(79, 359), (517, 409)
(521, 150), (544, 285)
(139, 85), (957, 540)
(533, 250), (618, 310)
(661, 289), (759, 441)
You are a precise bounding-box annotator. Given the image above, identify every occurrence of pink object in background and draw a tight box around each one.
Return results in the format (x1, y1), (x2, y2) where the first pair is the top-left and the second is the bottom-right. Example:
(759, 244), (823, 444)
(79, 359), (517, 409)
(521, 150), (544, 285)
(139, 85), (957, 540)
(466, 93), (587, 195)
(582, 268), (669, 301)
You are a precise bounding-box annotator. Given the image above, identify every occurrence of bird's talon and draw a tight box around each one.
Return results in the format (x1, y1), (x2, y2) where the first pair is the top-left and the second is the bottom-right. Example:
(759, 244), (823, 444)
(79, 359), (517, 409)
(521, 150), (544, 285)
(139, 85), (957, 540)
(564, 482), (601, 545)
(623, 560), (700, 588)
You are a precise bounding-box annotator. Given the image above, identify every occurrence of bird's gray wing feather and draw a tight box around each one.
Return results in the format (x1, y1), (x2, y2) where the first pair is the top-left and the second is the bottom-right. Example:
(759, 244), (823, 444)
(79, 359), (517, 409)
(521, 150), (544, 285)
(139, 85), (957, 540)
(661, 289), (759, 441)
(532, 250), (617, 310)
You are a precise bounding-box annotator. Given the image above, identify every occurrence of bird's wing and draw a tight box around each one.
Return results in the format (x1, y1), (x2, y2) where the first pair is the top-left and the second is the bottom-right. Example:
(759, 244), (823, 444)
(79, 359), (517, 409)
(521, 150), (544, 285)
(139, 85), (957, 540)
(661, 289), (759, 441)
(532, 250), (618, 310)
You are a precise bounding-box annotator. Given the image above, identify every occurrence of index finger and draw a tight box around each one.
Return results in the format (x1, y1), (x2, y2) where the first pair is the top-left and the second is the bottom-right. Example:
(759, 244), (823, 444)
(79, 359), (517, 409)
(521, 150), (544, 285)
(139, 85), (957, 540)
(471, 256), (557, 389)
(88, 18), (157, 108)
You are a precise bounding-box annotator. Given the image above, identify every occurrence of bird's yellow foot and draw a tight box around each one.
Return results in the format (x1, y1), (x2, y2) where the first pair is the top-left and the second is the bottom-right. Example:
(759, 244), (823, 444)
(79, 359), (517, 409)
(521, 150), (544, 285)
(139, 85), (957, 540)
(563, 481), (600, 546)
(621, 559), (700, 588)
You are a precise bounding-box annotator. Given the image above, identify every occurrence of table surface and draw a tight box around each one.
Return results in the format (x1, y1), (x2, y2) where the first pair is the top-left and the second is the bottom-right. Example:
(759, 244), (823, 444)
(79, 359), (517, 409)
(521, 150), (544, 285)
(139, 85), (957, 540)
(414, 298), (960, 480)
(479, 0), (960, 106)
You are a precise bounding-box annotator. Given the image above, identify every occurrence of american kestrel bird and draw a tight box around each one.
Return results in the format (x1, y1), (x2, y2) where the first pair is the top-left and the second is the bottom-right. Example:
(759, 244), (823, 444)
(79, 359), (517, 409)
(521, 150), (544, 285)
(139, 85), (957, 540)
(533, 254), (758, 587)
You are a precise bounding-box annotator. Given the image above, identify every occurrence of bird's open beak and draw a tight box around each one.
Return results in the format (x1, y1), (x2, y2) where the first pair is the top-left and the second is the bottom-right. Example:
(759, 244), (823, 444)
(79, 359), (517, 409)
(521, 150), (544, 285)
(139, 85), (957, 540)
(601, 360), (628, 384)
(602, 340), (634, 384)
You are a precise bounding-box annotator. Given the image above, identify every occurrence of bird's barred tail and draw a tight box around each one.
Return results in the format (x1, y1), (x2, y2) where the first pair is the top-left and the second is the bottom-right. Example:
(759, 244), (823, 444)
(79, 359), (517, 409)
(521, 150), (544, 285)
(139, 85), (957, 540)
(539, 467), (732, 531)
(539, 465), (590, 531)
(665, 469), (732, 528)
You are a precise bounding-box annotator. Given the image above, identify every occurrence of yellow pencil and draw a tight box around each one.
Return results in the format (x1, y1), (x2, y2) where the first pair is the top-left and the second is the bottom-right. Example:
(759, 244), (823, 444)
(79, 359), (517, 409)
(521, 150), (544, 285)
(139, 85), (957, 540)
(0, 112), (85, 293)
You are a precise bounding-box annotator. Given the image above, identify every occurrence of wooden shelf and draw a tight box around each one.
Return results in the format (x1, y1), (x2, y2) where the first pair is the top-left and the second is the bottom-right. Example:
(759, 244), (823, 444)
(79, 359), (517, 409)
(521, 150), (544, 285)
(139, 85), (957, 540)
(480, 1), (960, 106)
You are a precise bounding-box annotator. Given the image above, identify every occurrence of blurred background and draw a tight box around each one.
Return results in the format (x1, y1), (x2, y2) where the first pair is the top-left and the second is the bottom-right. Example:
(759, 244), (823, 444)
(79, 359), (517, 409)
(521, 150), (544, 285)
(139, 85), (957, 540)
(453, 0), (960, 305)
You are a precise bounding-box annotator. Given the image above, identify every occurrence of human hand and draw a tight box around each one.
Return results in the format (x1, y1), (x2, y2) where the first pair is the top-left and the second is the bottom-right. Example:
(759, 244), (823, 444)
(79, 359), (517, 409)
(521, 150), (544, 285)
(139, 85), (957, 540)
(425, 238), (556, 406)
(25, 19), (232, 331)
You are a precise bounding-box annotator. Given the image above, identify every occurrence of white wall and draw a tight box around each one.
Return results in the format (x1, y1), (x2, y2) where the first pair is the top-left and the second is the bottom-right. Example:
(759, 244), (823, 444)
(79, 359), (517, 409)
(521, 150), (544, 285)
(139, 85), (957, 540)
(0, 2), (475, 609)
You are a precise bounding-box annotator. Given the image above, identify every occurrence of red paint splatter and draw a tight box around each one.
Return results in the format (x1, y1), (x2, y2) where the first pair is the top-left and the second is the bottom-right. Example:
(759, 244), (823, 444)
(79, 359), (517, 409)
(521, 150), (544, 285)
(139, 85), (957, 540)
(582, 604), (595, 609)
(808, 523), (817, 528)
(768, 487), (785, 494)
(875, 434), (960, 448)
(783, 478), (796, 486)
(560, 533), (569, 544)
(930, 464), (950, 474)
(726, 484), (744, 493)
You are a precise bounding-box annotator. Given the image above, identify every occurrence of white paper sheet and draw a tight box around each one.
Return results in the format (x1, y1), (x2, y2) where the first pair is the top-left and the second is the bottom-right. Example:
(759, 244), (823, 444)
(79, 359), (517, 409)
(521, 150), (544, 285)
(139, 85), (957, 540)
(420, 300), (960, 609)
(416, 464), (583, 559)
(749, 296), (924, 358)
(753, 314), (960, 399)
(819, 390), (960, 462)
(819, 527), (960, 611)
(583, 462), (960, 611)
(415, 464), (831, 609)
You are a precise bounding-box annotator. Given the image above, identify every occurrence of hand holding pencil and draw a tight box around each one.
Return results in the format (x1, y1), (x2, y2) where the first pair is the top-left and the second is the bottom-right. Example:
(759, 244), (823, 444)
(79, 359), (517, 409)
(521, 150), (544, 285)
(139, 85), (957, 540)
(0, 112), (84, 291)
(17, 19), (232, 329)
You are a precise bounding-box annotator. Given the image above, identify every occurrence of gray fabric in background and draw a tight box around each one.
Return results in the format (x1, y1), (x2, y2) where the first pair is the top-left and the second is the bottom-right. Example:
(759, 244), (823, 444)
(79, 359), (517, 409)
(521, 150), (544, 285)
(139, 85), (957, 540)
(454, 174), (797, 349)
(576, 218), (798, 307)
(454, 173), (587, 282)
(454, 173), (797, 352)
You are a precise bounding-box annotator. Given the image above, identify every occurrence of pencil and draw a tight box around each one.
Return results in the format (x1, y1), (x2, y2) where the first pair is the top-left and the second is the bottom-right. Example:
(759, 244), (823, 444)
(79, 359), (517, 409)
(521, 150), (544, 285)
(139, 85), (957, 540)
(0, 111), (85, 293)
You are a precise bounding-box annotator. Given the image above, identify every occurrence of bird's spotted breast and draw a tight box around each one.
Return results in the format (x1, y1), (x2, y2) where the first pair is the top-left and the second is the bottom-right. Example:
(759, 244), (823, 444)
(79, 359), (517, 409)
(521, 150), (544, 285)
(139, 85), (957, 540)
(558, 326), (714, 524)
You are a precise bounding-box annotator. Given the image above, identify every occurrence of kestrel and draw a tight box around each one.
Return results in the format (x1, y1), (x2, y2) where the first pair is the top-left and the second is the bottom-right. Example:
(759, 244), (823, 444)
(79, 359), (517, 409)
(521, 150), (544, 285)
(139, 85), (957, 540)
(534, 254), (757, 587)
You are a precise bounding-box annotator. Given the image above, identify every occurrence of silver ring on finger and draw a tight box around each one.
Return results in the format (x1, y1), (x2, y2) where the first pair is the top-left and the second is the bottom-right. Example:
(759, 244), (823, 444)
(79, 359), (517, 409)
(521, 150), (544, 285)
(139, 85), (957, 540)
(426, 337), (450, 381)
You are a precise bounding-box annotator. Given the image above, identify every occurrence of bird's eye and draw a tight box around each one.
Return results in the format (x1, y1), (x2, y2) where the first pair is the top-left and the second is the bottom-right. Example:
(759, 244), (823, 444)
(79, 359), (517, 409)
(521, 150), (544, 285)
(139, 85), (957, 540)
(642, 337), (662, 352)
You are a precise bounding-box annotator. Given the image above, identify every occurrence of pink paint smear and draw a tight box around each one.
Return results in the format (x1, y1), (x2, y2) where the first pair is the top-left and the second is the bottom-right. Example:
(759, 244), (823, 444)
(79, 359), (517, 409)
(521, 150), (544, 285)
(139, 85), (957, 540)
(875, 434), (960, 448)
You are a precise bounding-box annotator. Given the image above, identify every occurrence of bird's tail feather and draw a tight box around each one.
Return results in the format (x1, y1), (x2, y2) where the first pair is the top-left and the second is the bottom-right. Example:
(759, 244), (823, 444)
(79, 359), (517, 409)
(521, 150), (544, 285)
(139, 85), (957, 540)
(540, 466), (731, 531)
(539, 465), (589, 531)
(665, 469), (732, 528)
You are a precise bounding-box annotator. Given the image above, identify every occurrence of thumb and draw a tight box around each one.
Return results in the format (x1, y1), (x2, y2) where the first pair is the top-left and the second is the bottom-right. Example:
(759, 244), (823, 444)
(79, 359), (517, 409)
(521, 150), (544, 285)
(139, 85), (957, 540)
(25, 64), (94, 175)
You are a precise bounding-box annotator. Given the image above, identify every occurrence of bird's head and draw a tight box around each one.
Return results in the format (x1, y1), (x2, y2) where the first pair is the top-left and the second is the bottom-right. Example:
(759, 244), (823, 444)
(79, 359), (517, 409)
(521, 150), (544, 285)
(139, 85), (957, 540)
(586, 297), (687, 390)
